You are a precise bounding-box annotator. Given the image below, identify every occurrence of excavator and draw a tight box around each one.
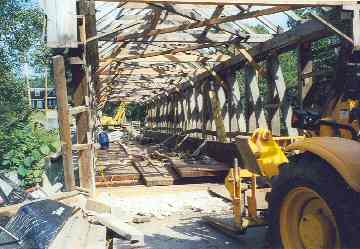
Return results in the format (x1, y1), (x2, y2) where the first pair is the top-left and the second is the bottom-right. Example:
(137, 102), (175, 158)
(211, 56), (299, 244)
(207, 41), (360, 248)
(100, 102), (127, 128)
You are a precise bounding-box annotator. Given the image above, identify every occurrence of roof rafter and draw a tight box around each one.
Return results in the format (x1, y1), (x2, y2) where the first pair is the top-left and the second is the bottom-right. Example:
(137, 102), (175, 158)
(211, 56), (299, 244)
(112, 6), (298, 42)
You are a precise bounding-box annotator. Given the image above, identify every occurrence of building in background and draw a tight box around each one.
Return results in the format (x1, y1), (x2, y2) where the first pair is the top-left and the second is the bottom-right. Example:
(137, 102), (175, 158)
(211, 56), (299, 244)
(30, 88), (57, 110)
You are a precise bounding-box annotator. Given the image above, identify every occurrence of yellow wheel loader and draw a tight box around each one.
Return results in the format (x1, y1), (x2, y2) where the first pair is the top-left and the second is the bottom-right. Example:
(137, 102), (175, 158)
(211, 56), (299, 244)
(208, 48), (360, 249)
(100, 102), (127, 128)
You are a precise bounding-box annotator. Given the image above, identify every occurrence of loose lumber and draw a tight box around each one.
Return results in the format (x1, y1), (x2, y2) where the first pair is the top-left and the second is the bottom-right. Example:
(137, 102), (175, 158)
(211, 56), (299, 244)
(0, 191), (82, 217)
(85, 198), (111, 213)
(50, 211), (107, 249)
(208, 185), (232, 202)
(96, 213), (145, 246)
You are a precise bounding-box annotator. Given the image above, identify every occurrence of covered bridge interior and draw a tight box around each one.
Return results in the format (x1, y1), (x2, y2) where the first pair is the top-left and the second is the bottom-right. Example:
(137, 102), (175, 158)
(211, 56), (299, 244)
(47, 0), (360, 194)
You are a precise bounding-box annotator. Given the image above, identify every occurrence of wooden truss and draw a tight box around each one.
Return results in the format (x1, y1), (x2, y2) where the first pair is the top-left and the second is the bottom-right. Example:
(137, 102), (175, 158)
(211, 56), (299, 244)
(50, 0), (360, 192)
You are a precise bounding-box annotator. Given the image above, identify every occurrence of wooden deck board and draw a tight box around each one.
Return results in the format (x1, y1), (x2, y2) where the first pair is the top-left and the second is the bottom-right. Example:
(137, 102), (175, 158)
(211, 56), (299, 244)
(170, 158), (229, 178)
(132, 158), (176, 186)
(96, 142), (142, 186)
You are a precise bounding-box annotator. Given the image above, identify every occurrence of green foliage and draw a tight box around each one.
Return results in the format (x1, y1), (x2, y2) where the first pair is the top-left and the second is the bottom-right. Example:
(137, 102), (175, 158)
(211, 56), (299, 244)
(126, 103), (146, 122)
(0, 1), (57, 188)
(0, 119), (60, 188)
(0, 0), (44, 69)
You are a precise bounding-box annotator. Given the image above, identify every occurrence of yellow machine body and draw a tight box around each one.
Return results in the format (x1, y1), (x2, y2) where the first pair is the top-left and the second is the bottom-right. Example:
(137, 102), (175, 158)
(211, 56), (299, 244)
(286, 136), (360, 192)
(247, 129), (289, 179)
(224, 129), (294, 231)
(101, 102), (127, 127)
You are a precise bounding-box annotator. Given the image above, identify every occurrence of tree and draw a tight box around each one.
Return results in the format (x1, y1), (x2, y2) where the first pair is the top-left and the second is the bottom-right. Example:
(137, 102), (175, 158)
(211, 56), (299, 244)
(0, 0), (44, 126)
(0, 1), (59, 188)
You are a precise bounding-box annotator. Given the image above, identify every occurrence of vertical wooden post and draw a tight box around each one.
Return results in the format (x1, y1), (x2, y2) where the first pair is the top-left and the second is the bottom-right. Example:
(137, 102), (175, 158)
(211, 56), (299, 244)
(53, 55), (75, 191)
(268, 56), (298, 136)
(267, 56), (284, 136)
(70, 0), (98, 196)
(201, 84), (207, 139)
(344, 4), (360, 50)
(209, 82), (226, 143)
(244, 64), (262, 132)
(298, 42), (313, 107)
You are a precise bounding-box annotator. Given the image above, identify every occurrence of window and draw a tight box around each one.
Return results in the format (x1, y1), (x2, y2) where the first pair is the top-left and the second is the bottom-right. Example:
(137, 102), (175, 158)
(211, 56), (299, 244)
(34, 89), (41, 97)
(37, 100), (44, 109)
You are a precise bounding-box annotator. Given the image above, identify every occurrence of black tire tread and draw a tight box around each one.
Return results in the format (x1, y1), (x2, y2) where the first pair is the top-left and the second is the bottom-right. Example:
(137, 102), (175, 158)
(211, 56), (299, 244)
(268, 153), (360, 249)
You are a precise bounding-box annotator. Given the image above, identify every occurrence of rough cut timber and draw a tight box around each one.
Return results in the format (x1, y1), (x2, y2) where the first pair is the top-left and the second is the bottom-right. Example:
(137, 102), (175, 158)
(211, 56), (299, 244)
(49, 212), (107, 249)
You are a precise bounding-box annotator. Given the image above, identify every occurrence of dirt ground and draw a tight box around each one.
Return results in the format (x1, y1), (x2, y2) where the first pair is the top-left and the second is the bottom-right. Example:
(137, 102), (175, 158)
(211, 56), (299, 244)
(96, 184), (267, 249)
(132, 214), (267, 249)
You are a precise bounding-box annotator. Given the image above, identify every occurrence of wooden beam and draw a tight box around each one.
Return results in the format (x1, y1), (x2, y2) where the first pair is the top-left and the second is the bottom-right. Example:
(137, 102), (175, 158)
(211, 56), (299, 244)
(99, 32), (273, 43)
(69, 106), (89, 116)
(100, 42), (227, 65)
(199, 5), (224, 38)
(53, 55), (75, 191)
(99, 68), (194, 75)
(147, 3), (272, 42)
(113, 6), (298, 42)
(310, 13), (354, 45)
(233, 45), (266, 75)
(343, 4), (360, 50)
(87, 26), (125, 43)
(209, 83), (227, 143)
(298, 42), (313, 104)
(187, 20), (331, 86)
(76, 0), (97, 196)
(99, 53), (231, 64)
(95, 0), (355, 6)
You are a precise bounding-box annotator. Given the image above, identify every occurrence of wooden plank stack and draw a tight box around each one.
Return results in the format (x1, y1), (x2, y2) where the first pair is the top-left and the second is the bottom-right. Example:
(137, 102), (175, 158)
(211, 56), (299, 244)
(95, 141), (230, 187)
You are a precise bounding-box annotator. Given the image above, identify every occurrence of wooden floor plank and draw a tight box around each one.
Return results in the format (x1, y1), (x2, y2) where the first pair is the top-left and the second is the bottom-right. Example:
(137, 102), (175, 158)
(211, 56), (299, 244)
(132, 156), (176, 186)
(170, 158), (229, 178)
(96, 142), (142, 186)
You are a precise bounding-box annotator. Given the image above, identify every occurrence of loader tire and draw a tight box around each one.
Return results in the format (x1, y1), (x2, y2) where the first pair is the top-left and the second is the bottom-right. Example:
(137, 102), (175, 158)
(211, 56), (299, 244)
(268, 153), (360, 249)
